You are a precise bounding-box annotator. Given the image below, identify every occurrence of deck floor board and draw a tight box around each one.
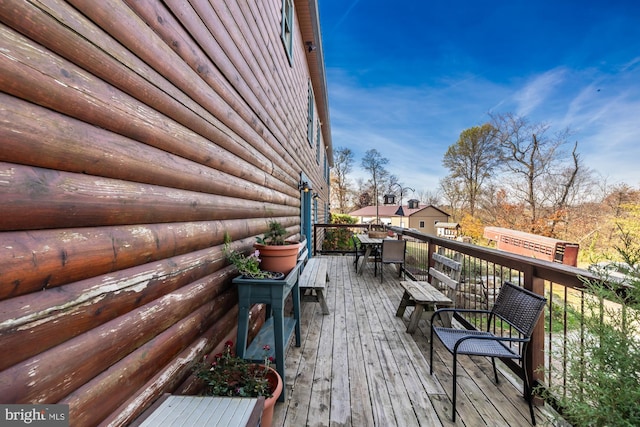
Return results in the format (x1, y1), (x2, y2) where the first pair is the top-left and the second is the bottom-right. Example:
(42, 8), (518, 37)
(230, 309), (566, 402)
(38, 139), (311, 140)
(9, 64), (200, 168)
(272, 255), (556, 427)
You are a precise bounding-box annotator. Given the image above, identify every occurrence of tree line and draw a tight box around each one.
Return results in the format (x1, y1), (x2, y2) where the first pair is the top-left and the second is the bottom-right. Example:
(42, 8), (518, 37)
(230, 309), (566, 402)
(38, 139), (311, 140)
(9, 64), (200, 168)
(330, 112), (640, 262)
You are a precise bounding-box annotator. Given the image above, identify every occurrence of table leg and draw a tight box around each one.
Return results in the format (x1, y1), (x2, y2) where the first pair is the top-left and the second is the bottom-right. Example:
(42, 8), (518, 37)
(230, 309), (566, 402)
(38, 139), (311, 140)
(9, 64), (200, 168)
(357, 245), (372, 275)
(292, 283), (301, 346)
(272, 308), (286, 401)
(236, 303), (250, 359)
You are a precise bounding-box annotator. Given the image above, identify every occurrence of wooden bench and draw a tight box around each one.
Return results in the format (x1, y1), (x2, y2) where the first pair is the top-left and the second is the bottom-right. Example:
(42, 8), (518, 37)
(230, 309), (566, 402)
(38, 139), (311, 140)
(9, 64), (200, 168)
(298, 247), (330, 315)
(395, 252), (461, 333)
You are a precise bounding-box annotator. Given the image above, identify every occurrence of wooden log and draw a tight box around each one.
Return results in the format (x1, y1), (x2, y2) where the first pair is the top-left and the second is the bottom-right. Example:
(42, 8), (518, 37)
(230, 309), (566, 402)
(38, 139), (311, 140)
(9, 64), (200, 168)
(0, 162), (296, 231)
(167, 0), (291, 149)
(0, 4), (297, 196)
(59, 296), (238, 427)
(98, 315), (239, 427)
(222, 0), (296, 138)
(0, 225), (298, 370)
(0, 21), (297, 196)
(0, 252), (232, 372)
(0, 269), (237, 404)
(0, 218), (278, 299)
(0, 94), (291, 205)
(65, 0), (298, 180)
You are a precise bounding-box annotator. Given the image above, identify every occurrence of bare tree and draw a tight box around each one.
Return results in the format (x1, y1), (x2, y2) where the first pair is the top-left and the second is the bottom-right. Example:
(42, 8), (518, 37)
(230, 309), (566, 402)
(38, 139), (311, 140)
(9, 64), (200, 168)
(330, 147), (354, 213)
(439, 176), (465, 221)
(361, 149), (389, 224)
(491, 112), (579, 234)
(352, 177), (371, 210)
(416, 189), (442, 206)
(442, 123), (500, 216)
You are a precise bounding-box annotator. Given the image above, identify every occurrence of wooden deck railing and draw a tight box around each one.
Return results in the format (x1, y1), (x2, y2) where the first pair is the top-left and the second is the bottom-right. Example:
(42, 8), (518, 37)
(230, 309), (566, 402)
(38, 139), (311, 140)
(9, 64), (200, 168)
(312, 223), (615, 414)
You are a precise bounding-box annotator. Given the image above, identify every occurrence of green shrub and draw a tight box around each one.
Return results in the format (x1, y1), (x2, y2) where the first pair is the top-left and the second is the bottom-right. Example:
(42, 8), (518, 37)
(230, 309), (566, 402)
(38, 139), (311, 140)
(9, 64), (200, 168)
(543, 229), (640, 426)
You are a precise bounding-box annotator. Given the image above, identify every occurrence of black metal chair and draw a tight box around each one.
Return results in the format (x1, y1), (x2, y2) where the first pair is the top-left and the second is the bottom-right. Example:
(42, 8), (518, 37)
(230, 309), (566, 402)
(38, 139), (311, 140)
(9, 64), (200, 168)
(378, 239), (406, 282)
(429, 281), (547, 425)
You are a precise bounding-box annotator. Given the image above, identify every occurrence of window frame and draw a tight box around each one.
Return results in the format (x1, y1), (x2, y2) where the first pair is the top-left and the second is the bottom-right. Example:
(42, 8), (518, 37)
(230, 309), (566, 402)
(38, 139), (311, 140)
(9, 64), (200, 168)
(281, 0), (294, 66)
(307, 80), (315, 146)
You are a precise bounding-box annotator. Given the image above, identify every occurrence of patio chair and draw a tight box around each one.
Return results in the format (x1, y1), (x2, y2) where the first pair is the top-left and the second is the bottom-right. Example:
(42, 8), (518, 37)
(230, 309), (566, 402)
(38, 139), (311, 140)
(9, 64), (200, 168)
(378, 239), (406, 282)
(429, 281), (547, 425)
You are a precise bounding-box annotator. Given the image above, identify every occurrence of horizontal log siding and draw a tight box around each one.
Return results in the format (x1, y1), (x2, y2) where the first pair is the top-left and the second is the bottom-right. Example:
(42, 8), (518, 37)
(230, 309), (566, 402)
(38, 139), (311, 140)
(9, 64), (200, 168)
(0, 0), (329, 426)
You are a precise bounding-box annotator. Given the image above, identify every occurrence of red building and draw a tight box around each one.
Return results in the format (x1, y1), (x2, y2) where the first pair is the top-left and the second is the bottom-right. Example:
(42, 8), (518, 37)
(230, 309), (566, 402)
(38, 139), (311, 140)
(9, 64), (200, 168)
(484, 227), (579, 267)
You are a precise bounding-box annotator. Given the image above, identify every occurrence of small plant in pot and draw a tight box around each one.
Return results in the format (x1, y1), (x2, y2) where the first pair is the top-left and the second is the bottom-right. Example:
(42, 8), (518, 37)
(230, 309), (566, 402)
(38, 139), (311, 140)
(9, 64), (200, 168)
(223, 234), (283, 279)
(254, 221), (301, 275)
(193, 340), (283, 427)
(255, 220), (288, 246)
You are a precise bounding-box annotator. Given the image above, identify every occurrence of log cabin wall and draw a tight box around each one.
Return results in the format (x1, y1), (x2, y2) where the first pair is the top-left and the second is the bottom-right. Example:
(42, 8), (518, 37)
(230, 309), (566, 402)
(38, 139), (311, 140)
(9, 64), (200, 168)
(0, 0), (332, 425)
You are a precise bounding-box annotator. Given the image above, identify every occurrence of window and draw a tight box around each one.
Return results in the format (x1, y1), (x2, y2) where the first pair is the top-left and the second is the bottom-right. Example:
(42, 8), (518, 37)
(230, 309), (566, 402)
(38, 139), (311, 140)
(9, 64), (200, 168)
(313, 197), (318, 224)
(315, 119), (321, 164)
(281, 0), (294, 65)
(419, 221), (425, 228)
(307, 81), (314, 145)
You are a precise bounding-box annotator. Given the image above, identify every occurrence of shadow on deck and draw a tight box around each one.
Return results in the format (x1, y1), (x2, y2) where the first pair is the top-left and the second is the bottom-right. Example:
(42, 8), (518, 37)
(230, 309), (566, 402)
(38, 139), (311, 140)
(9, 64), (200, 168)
(272, 255), (559, 427)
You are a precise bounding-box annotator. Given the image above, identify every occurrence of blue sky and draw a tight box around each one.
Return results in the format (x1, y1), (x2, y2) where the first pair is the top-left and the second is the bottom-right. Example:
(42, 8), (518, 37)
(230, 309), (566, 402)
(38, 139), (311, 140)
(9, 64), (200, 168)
(317, 0), (640, 195)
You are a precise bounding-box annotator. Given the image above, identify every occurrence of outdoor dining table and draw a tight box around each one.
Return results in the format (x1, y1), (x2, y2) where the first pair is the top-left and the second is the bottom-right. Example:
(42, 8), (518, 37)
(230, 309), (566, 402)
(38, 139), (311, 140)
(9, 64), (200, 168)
(356, 234), (384, 275)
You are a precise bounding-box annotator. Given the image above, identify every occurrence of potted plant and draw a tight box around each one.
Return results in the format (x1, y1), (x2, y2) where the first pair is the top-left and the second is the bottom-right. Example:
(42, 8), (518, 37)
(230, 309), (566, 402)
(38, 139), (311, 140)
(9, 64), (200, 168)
(193, 340), (283, 427)
(223, 236), (283, 279)
(254, 221), (301, 275)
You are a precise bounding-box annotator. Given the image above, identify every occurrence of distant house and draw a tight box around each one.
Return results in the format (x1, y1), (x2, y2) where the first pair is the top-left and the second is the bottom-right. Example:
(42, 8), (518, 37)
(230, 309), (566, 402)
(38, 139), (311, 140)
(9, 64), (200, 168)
(349, 202), (450, 235)
(435, 222), (461, 239)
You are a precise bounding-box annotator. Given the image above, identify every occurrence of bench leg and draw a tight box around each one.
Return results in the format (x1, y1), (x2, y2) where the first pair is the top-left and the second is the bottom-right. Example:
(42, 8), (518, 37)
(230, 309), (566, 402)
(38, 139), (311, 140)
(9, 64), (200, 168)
(440, 309), (453, 328)
(396, 291), (411, 317)
(406, 303), (425, 333)
(316, 289), (329, 315)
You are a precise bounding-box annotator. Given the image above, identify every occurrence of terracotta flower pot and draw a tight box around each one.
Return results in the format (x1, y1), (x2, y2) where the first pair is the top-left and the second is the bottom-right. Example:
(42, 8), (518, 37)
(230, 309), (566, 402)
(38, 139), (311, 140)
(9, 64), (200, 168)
(261, 366), (283, 427)
(254, 242), (301, 275)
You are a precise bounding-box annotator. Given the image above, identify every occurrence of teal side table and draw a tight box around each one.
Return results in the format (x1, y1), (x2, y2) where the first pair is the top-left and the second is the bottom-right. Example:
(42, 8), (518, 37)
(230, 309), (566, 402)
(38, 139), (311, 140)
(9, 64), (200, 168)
(233, 261), (302, 401)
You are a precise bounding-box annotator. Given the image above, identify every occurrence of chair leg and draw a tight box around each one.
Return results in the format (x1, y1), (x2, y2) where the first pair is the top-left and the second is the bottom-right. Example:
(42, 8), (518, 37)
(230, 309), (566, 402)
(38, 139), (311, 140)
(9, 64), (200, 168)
(492, 357), (499, 383)
(452, 352), (458, 422)
(523, 354), (537, 425)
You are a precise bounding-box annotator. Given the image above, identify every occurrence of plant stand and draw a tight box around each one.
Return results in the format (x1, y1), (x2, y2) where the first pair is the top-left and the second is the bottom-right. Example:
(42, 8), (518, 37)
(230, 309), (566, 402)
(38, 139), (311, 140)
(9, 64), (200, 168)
(233, 261), (302, 402)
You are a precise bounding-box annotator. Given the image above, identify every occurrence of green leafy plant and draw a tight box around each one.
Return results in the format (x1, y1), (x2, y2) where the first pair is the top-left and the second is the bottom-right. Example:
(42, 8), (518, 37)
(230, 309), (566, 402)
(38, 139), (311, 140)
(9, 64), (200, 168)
(194, 340), (276, 398)
(541, 227), (640, 426)
(224, 243), (268, 278)
(256, 221), (288, 246)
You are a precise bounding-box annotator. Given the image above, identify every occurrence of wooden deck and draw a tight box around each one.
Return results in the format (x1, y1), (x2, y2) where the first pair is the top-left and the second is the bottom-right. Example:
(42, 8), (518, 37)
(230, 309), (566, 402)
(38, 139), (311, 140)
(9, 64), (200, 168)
(271, 255), (557, 427)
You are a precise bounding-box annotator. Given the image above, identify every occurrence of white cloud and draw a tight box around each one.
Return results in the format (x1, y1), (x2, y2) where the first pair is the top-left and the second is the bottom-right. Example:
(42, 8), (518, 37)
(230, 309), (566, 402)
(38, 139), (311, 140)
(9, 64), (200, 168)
(512, 68), (568, 116)
(326, 61), (640, 193)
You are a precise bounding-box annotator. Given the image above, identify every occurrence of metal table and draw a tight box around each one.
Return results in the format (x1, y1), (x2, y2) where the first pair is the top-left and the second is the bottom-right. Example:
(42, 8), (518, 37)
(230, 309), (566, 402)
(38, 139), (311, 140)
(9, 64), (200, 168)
(356, 235), (383, 275)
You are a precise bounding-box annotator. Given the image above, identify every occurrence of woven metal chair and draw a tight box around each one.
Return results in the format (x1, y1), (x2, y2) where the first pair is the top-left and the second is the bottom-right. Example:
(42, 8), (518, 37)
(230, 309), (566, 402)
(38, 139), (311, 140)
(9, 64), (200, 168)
(378, 239), (406, 282)
(429, 281), (547, 425)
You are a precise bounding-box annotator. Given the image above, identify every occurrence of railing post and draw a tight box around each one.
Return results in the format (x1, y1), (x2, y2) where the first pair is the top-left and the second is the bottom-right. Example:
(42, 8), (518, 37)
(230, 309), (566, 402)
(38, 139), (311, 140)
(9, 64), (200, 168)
(427, 240), (436, 278)
(312, 224), (317, 256)
(528, 275), (546, 404)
